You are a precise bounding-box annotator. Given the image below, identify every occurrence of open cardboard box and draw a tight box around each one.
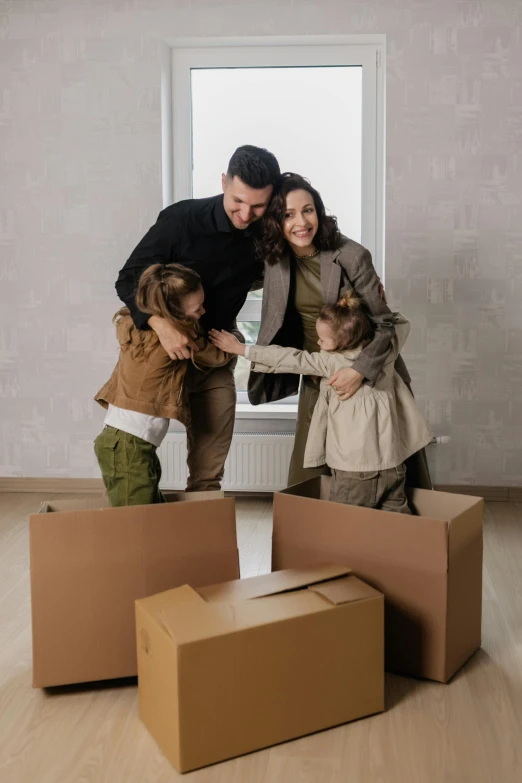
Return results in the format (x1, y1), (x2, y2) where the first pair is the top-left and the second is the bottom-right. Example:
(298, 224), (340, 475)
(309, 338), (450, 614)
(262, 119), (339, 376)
(136, 564), (384, 773)
(29, 492), (239, 688)
(272, 477), (484, 683)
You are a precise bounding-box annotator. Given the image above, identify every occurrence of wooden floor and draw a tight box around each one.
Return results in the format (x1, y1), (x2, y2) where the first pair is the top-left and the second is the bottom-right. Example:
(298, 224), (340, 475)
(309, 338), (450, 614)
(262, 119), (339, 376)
(0, 493), (521, 783)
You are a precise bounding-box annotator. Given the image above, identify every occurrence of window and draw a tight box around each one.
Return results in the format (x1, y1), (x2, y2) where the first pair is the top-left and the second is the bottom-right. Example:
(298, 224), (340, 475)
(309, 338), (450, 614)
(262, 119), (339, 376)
(190, 66), (363, 243)
(234, 321), (261, 393)
(167, 37), (384, 408)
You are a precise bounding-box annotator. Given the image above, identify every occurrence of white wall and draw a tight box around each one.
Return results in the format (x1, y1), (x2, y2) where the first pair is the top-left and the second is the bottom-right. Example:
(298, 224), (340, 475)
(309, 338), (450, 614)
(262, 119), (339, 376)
(1, 0), (521, 485)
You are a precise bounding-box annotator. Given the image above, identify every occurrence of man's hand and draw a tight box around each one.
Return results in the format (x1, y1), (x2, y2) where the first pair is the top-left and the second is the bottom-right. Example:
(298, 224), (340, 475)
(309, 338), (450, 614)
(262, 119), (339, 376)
(209, 329), (246, 356)
(148, 315), (197, 360)
(327, 367), (364, 401)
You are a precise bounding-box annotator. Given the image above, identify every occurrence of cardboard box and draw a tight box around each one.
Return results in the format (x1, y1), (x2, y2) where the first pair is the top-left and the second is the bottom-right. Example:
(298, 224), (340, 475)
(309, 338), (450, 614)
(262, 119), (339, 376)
(136, 564), (384, 773)
(29, 493), (239, 688)
(273, 477), (483, 683)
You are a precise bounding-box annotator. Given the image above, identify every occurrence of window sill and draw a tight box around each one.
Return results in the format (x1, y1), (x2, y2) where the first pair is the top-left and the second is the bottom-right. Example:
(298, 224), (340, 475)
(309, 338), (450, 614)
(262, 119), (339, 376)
(235, 403), (297, 419)
(168, 403), (298, 433)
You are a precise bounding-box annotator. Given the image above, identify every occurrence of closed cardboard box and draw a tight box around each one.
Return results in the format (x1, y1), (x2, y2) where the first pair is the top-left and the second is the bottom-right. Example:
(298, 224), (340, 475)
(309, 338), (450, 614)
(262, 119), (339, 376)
(136, 564), (384, 773)
(30, 493), (239, 688)
(273, 477), (483, 683)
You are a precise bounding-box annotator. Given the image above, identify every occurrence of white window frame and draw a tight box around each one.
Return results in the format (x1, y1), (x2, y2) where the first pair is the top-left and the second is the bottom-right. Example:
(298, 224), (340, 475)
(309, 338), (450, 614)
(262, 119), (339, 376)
(161, 35), (385, 413)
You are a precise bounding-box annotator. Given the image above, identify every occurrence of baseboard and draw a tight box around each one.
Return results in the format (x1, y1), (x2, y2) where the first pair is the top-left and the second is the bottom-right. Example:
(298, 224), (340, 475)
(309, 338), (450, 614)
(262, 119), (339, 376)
(0, 476), (521, 501)
(433, 484), (522, 502)
(0, 477), (105, 494)
(0, 477), (272, 498)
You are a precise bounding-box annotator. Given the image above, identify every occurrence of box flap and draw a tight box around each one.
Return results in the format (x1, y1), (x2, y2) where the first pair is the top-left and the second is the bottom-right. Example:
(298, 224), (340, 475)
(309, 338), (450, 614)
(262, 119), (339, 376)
(447, 500), (484, 555)
(138, 567), (360, 646)
(30, 499), (237, 569)
(274, 490), (450, 574)
(137, 585), (231, 644)
(165, 490), (225, 503)
(137, 584), (204, 617)
(146, 581), (354, 645)
(38, 492), (226, 514)
(198, 564), (351, 604)
(408, 488), (483, 521)
(280, 475), (327, 499)
(158, 600), (237, 643)
(37, 495), (110, 513)
(308, 576), (383, 605)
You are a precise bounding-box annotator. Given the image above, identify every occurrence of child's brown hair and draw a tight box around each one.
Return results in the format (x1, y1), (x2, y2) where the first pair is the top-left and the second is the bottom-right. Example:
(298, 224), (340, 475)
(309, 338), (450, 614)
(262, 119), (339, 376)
(115, 263), (202, 359)
(318, 290), (375, 350)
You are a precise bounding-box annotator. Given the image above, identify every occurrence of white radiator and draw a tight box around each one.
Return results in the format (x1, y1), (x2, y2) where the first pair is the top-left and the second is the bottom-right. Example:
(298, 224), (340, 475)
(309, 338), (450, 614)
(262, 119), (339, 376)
(158, 432), (294, 492)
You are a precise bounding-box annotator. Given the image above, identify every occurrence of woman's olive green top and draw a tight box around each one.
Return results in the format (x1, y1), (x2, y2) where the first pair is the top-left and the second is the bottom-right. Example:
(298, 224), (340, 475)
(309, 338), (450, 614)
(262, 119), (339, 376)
(294, 253), (324, 354)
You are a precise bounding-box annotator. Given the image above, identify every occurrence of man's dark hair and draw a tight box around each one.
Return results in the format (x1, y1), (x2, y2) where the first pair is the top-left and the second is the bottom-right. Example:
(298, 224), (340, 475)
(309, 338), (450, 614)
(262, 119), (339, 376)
(226, 145), (281, 189)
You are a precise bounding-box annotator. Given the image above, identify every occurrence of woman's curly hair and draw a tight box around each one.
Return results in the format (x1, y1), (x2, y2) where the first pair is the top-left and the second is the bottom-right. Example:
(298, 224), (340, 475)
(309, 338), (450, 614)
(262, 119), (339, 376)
(256, 172), (342, 266)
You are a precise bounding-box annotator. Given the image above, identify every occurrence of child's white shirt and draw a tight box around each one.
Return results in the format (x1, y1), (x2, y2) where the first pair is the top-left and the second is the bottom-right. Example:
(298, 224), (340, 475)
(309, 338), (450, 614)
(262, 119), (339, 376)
(103, 404), (169, 448)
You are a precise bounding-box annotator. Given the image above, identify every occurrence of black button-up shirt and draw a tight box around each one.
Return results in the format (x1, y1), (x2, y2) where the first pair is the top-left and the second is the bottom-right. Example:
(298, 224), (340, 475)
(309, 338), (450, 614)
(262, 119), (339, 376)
(116, 194), (262, 331)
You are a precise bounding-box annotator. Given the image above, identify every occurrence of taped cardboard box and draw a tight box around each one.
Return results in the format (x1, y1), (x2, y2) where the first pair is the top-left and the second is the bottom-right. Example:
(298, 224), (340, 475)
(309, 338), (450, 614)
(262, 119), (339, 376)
(272, 477), (483, 683)
(136, 564), (384, 773)
(29, 492), (239, 688)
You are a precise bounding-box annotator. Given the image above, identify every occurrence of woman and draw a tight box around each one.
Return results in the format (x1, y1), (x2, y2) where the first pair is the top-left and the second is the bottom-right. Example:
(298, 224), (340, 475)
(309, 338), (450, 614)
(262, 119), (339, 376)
(248, 172), (432, 489)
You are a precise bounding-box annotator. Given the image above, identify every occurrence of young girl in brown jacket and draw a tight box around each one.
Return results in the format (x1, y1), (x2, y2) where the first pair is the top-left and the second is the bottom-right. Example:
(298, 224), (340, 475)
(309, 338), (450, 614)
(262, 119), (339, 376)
(94, 263), (232, 507)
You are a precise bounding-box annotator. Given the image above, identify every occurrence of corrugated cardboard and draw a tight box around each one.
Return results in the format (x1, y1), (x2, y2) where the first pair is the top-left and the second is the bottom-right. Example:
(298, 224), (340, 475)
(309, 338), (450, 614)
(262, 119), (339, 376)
(273, 476), (483, 683)
(29, 493), (239, 688)
(136, 564), (384, 773)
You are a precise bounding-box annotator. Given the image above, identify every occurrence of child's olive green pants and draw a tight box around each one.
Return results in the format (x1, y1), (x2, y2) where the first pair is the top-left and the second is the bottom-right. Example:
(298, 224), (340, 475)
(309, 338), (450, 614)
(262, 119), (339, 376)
(94, 426), (165, 507)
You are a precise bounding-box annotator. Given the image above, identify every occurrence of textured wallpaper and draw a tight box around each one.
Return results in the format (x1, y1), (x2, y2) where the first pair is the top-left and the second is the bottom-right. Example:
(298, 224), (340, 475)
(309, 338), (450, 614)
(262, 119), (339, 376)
(0, 0), (521, 485)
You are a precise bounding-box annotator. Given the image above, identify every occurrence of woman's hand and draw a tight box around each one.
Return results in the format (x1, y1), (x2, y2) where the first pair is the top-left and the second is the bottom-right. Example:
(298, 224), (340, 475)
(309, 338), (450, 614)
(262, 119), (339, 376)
(327, 367), (364, 400)
(209, 329), (246, 356)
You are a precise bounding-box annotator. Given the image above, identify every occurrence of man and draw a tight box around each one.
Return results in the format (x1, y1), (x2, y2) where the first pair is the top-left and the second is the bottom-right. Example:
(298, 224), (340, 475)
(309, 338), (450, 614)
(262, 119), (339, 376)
(115, 145), (280, 492)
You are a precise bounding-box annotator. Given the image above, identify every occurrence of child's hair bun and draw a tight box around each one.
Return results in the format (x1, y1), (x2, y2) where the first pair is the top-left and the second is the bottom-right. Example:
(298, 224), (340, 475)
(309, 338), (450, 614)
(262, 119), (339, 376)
(336, 290), (362, 310)
(318, 289), (375, 351)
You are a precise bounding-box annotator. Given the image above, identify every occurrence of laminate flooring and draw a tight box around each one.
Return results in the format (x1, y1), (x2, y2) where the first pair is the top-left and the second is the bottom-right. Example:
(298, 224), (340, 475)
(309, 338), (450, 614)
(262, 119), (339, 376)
(0, 492), (521, 783)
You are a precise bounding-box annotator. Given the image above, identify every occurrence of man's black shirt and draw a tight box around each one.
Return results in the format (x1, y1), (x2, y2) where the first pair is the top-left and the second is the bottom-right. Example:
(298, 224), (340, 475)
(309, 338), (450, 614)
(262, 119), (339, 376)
(116, 194), (262, 331)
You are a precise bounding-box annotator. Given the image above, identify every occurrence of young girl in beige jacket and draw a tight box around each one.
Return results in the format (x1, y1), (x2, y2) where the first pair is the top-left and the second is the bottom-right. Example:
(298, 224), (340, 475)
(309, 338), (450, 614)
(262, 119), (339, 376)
(211, 293), (433, 513)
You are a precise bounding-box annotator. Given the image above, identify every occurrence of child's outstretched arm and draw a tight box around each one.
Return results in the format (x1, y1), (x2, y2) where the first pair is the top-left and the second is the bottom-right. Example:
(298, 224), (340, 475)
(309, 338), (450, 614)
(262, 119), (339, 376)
(209, 330), (334, 377)
(209, 329), (247, 356)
